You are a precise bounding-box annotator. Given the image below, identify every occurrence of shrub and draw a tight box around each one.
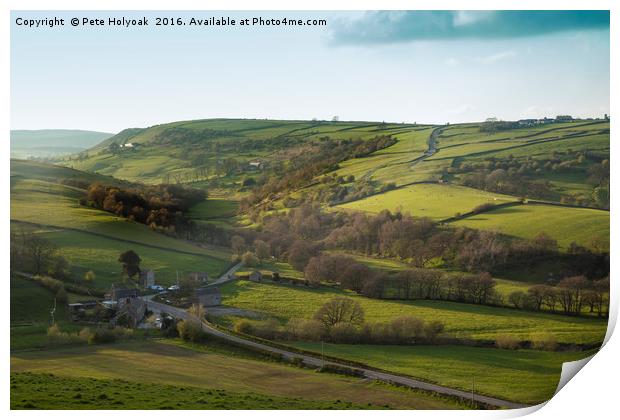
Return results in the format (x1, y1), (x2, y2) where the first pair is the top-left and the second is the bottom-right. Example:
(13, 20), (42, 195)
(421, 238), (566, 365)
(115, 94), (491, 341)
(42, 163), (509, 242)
(530, 333), (558, 351)
(329, 322), (359, 343)
(253, 318), (281, 340)
(286, 318), (324, 341)
(176, 319), (204, 342)
(495, 334), (520, 350)
(234, 319), (254, 335)
(88, 327), (133, 344)
(390, 316), (424, 343)
(423, 320), (445, 343)
(46, 324), (85, 346)
(241, 251), (259, 267)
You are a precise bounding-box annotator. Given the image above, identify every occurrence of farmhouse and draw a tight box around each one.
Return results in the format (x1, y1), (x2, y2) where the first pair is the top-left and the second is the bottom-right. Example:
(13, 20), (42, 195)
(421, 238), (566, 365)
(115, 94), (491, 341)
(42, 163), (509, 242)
(120, 142), (135, 149)
(106, 284), (139, 304)
(517, 119), (538, 127)
(248, 160), (264, 170)
(195, 286), (222, 307)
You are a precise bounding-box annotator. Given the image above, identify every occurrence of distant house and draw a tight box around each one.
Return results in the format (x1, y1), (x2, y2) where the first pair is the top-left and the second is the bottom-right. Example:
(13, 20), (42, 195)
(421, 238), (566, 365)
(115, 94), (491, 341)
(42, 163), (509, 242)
(189, 271), (209, 283)
(249, 270), (263, 282)
(140, 269), (155, 288)
(248, 160), (264, 170)
(120, 142), (135, 149)
(556, 115), (573, 122)
(195, 287), (221, 307)
(518, 119), (538, 127)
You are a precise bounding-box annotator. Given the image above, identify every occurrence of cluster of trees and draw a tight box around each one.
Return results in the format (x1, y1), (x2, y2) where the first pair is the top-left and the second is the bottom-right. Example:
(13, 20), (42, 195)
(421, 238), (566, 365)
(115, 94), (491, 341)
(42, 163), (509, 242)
(235, 297), (446, 345)
(11, 228), (71, 281)
(47, 323), (134, 346)
(453, 152), (610, 208)
(510, 276), (609, 317)
(232, 205), (608, 314)
(239, 136), (398, 215)
(250, 205), (607, 281)
(479, 119), (520, 133)
(457, 166), (554, 199)
(81, 182), (205, 230)
(299, 177), (397, 206)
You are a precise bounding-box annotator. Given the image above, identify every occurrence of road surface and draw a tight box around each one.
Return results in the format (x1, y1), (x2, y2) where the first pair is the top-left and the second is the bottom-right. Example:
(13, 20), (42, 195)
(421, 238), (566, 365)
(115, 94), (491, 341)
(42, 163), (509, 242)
(145, 297), (527, 410)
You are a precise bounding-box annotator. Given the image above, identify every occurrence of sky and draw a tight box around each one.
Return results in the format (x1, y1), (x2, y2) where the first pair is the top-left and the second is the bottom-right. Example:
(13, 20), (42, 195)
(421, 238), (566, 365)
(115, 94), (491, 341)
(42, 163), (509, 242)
(11, 10), (610, 133)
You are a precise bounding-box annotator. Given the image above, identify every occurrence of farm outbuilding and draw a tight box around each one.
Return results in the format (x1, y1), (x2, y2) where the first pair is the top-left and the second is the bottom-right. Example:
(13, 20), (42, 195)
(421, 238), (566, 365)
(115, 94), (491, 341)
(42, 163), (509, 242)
(195, 287), (222, 307)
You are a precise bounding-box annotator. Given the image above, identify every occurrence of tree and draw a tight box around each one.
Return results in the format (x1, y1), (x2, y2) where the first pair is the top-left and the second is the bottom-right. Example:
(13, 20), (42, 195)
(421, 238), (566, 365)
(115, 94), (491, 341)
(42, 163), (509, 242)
(286, 240), (317, 271)
(84, 270), (96, 283)
(26, 235), (57, 275)
(230, 235), (246, 256)
(254, 239), (270, 261)
(527, 285), (554, 311)
(314, 297), (364, 328)
(241, 251), (259, 267)
(557, 276), (589, 315)
(118, 250), (141, 279)
(508, 291), (527, 309)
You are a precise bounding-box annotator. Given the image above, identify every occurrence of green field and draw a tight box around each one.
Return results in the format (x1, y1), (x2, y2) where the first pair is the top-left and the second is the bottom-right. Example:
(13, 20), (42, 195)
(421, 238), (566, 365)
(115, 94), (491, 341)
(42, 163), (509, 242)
(10, 275), (78, 351)
(188, 198), (238, 220)
(289, 342), (595, 405)
(221, 280), (607, 344)
(336, 183), (517, 220)
(10, 372), (384, 410)
(35, 228), (230, 289)
(452, 204), (609, 250)
(10, 341), (462, 409)
(11, 159), (231, 288)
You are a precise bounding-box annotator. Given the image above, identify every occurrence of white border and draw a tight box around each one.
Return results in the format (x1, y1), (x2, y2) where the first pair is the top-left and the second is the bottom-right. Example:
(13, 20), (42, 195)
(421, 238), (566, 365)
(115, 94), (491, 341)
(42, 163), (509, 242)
(2, 1), (616, 420)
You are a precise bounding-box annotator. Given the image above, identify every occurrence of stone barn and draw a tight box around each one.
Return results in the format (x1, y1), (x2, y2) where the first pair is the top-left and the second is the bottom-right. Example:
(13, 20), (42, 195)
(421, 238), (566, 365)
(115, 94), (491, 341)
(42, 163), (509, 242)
(195, 287), (222, 307)
(249, 270), (263, 282)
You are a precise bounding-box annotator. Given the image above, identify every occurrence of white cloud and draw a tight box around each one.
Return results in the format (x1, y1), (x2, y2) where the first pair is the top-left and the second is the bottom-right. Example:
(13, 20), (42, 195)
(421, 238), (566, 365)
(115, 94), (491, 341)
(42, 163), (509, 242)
(475, 50), (518, 64)
(444, 57), (459, 66)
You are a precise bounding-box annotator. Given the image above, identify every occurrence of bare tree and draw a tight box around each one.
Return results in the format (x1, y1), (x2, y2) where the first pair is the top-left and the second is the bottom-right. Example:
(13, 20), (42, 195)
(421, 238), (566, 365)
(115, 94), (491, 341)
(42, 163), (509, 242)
(314, 297), (364, 328)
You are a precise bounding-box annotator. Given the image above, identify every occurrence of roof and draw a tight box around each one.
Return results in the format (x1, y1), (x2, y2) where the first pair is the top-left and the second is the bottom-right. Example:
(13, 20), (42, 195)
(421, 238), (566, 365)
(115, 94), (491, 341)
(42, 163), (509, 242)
(196, 287), (220, 296)
(112, 288), (139, 299)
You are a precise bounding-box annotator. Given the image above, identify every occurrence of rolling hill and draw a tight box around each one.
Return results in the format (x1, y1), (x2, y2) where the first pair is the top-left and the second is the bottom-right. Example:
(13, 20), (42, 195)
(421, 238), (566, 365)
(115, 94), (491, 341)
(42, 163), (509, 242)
(11, 129), (114, 158)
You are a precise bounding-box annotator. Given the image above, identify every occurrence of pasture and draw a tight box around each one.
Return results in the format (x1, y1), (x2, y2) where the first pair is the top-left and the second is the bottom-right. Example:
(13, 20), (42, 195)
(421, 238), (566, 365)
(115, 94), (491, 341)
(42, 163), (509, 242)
(10, 340), (462, 410)
(35, 228), (230, 289)
(220, 280), (608, 344)
(336, 183), (517, 220)
(451, 204), (609, 250)
(289, 342), (596, 404)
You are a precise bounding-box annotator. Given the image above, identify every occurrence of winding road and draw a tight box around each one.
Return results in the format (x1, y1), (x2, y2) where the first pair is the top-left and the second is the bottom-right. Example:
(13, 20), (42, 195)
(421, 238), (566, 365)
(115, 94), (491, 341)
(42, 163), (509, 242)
(145, 267), (527, 410)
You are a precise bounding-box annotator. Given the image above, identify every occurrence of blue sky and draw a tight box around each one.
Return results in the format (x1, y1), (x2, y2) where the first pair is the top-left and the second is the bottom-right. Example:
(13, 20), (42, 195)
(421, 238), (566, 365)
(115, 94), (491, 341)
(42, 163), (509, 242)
(11, 10), (609, 132)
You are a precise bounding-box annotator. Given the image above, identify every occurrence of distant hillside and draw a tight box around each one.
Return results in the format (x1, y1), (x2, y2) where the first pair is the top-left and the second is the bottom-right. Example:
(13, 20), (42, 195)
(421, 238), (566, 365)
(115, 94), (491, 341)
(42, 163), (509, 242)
(11, 129), (115, 158)
(63, 118), (426, 186)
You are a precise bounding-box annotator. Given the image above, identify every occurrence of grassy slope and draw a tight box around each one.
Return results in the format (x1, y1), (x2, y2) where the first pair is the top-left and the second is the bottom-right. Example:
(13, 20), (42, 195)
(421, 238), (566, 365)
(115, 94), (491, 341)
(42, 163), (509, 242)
(67, 119), (433, 185)
(221, 281), (607, 344)
(10, 275), (80, 351)
(289, 342), (595, 405)
(10, 341), (462, 409)
(336, 183), (517, 220)
(451, 204), (609, 250)
(10, 372), (383, 410)
(11, 160), (231, 286)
